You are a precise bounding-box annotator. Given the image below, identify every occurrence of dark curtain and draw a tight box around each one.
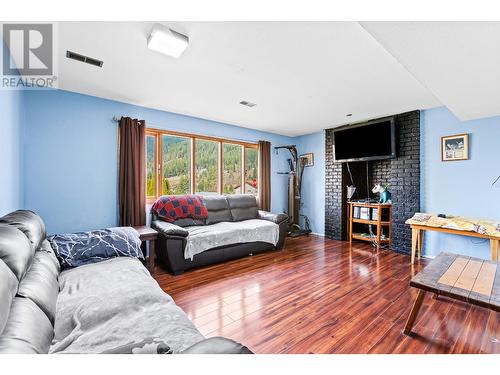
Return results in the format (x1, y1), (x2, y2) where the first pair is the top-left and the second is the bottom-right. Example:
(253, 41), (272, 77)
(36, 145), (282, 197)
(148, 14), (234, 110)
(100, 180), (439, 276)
(118, 117), (146, 227)
(258, 140), (271, 211)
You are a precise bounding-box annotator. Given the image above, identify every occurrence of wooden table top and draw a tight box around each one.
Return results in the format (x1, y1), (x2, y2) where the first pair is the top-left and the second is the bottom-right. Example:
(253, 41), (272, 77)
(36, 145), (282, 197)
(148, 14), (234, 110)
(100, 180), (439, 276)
(410, 252), (500, 311)
(133, 226), (158, 240)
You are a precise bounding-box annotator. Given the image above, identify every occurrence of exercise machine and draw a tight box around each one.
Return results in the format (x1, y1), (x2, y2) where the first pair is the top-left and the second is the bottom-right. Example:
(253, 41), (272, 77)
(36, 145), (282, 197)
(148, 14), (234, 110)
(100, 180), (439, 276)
(275, 145), (312, 237)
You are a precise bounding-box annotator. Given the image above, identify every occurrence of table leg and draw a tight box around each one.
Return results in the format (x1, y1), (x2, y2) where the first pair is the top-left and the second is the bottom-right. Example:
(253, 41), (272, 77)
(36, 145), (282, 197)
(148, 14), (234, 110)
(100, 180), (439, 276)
(403, 289), (426, 335)
(141, 242), (148, 268)
(417, 230), (424, 260)
(348, 205), (353, 243)
(411, 228), (418, 264)
(149, 240), (156, 275)
(490, 239), (499, 262)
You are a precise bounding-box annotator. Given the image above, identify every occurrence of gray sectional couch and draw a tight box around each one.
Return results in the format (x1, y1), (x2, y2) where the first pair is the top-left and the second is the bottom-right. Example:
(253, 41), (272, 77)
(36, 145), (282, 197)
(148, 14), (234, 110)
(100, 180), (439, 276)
(152, 194), (288, 275)
(0, 210), (251, 354)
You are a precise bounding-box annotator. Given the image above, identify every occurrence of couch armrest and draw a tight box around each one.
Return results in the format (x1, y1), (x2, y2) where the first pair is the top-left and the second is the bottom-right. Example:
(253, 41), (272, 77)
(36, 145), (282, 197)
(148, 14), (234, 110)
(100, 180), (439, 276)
(151, 220), (189, 238)
(180, 337), (253, 354)
(258, 210), (288, 225)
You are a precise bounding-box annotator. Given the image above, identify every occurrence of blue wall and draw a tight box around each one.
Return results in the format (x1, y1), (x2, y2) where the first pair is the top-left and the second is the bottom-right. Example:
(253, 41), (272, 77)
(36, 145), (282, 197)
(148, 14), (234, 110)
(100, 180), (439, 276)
(18, 86), (500, 257)
(1, 38), (24, 215)
(295, 131), (325, 235)
(0, 88), (24, 215)
(420, 107), (500, 259)
(23, 90), (295, 234)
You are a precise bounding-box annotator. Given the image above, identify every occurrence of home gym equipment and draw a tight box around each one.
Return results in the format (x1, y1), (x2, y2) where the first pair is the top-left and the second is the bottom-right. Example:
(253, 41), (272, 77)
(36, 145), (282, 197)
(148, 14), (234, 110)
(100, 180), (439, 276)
(275, 145), (312, 237)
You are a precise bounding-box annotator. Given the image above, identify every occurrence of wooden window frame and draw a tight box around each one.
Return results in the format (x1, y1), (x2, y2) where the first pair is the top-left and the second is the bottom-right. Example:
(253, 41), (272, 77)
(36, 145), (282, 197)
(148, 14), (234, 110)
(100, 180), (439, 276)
(146, 127), (258, 202)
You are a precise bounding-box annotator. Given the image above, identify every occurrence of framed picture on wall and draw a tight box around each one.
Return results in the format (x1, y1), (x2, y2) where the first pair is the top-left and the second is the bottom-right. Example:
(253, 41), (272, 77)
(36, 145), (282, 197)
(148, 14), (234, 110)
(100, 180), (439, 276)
(300, 153), (314, 167)
(441, 133), (469, 161)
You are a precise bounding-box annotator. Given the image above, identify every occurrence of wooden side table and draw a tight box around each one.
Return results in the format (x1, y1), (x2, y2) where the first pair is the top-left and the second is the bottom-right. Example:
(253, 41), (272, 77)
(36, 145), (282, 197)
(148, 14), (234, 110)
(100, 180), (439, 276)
(409, 224), (500, 264)
(134, 226), (158, 275)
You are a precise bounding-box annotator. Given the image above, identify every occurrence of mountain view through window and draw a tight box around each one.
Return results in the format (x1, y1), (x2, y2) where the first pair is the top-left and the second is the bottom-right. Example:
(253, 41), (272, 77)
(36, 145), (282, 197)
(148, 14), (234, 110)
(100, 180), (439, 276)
(146, 130), (258, 199)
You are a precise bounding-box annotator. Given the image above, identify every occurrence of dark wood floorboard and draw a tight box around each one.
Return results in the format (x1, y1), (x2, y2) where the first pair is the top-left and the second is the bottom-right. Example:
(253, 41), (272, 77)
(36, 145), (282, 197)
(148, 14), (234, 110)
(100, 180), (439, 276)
(153, 235), (500, 354)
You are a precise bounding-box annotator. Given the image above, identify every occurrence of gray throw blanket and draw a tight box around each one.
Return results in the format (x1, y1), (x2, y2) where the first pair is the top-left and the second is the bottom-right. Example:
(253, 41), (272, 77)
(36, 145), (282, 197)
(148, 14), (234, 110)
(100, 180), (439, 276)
(49, 257), (204, 353)
(184, 219), (279, 260)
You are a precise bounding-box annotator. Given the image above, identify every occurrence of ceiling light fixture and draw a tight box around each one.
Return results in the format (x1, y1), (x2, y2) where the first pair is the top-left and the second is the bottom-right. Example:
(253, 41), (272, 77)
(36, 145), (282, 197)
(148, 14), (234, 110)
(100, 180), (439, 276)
(240, 100), (256, 108)
(147, 24), (189, 58)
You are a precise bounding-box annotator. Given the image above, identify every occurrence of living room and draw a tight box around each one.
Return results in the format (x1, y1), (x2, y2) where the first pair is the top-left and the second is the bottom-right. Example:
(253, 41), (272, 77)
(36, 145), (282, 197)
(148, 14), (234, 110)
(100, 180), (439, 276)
(1, 1), (500, 373)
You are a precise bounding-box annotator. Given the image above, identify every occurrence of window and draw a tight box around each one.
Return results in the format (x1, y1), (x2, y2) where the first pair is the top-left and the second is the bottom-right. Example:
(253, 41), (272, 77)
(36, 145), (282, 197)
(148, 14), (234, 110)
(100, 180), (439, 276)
(244, 147), (258, 196)
(146, 128), (258, 200)
(146, 135), (157, 198)
(195, 139), (218, 195)
(222, 143), (242, 195)
(162, 135), (191, 195)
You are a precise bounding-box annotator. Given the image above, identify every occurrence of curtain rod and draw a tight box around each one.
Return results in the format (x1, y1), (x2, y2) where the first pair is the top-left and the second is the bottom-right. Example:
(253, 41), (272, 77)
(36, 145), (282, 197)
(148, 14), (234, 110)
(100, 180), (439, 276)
(112, 116), (259, 146)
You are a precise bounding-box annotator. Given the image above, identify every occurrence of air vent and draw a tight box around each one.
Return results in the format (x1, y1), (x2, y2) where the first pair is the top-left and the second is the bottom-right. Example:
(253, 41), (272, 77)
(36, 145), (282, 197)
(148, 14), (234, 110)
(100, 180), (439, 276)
(240, 100), (256, 107)
(66, 51), (103, 67)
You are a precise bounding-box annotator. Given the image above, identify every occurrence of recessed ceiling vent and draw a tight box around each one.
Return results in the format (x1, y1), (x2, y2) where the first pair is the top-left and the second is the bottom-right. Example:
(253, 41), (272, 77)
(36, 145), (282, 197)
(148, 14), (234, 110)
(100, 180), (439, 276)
(66, 51), (103, 67)
(240, 100), (256, 107)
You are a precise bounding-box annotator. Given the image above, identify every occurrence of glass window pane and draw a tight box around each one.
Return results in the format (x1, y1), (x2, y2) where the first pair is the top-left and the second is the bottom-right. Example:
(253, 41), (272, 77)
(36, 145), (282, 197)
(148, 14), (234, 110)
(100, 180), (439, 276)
(146, 135), (156, 197)
(222, 143), (242, 195)
(195, 139), (218, 194)
(162, 135), (191, 195)
(245, 147), (258, 196)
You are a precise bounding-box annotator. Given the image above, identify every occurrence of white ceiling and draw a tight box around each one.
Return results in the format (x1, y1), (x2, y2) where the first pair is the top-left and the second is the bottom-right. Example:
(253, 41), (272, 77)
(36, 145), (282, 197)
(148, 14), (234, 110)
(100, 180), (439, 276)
(361, 22), (500, 122)
(55, 22), (500, 136)
(56, 22), (442, 137)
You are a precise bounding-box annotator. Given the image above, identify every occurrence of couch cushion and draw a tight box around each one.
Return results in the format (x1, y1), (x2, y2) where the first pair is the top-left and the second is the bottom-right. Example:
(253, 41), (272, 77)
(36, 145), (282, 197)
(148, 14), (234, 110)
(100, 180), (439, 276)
(172, 218), (206, 227)
(204, 196), (232, 224)
(38, 239), (61, 274)
(50, 257), (203, 353)
(0, 297), (54, 354)
(0, 259), (18, 336)
(0, 224), (34, 281)
(17, 249), (59, 325)
(152, 220), (189, 237)
(0, 210), (46, 252)
(184, 219), (279, 260)
(181, 337), (253, 354)
(226, 195), (259, 222)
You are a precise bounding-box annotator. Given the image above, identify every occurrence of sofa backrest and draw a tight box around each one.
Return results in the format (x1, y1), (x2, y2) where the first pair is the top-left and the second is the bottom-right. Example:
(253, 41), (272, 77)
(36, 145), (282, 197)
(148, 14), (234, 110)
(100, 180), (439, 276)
(0, 210), (59, 354)
(226, 195), (259, 222)
(203, 195), (233, 225)
(151, 195), (260, 227)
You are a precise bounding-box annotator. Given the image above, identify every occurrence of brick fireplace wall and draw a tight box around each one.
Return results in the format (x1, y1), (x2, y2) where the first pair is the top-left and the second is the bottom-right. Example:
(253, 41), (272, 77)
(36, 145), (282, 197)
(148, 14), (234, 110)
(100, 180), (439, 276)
(324, 110), (420, 254)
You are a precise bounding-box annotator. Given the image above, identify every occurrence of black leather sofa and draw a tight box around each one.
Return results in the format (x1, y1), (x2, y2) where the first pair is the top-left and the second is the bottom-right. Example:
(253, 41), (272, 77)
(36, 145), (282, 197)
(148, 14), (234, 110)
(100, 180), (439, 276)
(0, 210), (251, 354)
(152, 194), (288, 275)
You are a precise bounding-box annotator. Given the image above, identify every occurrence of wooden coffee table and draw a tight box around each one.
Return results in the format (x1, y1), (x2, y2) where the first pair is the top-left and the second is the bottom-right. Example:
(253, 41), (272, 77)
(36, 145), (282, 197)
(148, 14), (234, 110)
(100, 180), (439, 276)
(403, 252), (500, 335)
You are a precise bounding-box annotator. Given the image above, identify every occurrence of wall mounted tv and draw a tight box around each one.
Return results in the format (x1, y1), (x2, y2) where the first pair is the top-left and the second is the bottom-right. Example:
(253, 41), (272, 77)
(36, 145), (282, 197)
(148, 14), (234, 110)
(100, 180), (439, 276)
(333, 117), (396, 163)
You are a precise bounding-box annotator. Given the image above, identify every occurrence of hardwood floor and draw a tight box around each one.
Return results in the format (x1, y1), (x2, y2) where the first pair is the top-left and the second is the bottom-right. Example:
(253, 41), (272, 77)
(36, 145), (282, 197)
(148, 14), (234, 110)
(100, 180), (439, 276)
(154, 235), (500, 354)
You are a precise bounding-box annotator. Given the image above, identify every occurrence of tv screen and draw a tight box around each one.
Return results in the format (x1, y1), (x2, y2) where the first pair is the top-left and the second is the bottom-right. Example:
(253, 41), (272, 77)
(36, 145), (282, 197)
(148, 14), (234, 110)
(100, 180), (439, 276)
(333, 118), (396, 162)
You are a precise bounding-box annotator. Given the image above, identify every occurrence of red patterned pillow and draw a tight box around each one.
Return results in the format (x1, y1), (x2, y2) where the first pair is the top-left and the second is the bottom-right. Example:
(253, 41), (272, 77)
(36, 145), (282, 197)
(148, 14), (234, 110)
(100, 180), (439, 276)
(151, 195), (208, 223)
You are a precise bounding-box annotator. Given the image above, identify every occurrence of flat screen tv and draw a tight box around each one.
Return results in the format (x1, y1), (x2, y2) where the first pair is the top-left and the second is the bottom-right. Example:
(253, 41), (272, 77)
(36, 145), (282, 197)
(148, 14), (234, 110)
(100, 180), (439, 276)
(333, 117), (396, 163)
